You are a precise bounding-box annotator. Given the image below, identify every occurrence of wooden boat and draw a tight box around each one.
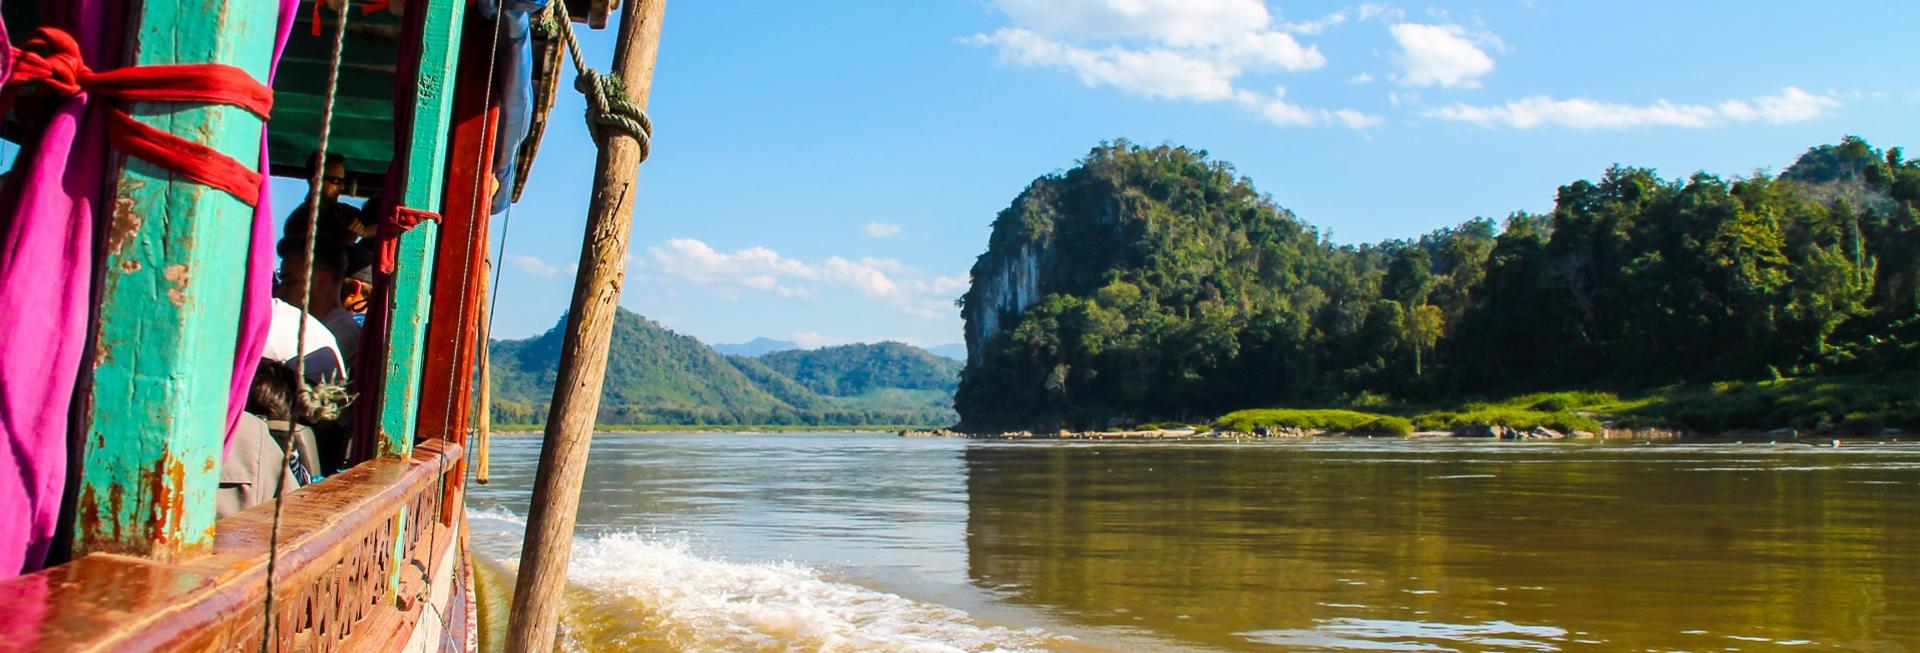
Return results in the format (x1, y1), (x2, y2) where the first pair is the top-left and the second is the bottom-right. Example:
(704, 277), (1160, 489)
(0, 0), (655, 650)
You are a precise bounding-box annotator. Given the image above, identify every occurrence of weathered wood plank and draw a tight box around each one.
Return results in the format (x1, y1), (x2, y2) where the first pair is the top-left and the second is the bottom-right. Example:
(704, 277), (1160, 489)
(72, 0), (279, 561)
(0, 442), (461, 652)
(505, 1), (667, 650)
(376, 0), (467, 459)
(418, 10), (506, 448)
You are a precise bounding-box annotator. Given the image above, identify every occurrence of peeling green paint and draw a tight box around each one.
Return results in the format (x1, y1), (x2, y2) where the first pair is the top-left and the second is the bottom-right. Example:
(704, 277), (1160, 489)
(73, 0), (278, 560)
(376, 0), (465, 459)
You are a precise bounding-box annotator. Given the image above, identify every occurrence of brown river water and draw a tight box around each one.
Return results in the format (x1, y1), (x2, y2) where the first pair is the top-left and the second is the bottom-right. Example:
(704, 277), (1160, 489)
(466, 433), (1920, 652)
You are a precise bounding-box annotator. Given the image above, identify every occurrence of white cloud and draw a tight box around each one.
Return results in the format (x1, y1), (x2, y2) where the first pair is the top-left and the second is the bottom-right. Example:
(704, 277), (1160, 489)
(969, 28), (1245, 101)
(1355, 3), (1403, 22)
(1281, 3), (1401, 35)
(505, 254), (574, 277)
(1389, 23), (1494, 88)
(646, 238), (817, 297)
(864, 222), (903, 239)
(1715, 87), (1841, 124)
(644, 238), (963, 319)
(991, 0), (1274, 46)
(967, 0), (1372, 129)
(1236, 87), (1382, 129)
(1280, 11), (1346, 35)
(1427, 86), (1841, 130)
(1348, 72), (1374, 84)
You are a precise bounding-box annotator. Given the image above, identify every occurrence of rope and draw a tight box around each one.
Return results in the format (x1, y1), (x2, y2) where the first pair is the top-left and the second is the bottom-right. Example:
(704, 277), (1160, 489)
(439, 0), (507, 448)
(261, 2), (350, 651)
(548, 0), (652, 158)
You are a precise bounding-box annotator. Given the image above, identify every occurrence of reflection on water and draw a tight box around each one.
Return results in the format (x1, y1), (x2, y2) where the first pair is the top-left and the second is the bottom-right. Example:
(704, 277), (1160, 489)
(964, 440), (1920, 651)
(470, 434), (1920, 652)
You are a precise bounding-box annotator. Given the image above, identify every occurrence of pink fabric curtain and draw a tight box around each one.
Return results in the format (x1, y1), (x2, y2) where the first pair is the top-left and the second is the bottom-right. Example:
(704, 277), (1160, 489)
(0, 0), (119, 577)
(229, 0), (303, 451)
(0, 0), (298, 577)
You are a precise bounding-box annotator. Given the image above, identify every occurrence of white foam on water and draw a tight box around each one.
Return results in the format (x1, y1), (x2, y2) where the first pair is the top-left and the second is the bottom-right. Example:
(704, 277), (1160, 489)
(470, 505), (529, 527)
(561, 532), (1064, 653)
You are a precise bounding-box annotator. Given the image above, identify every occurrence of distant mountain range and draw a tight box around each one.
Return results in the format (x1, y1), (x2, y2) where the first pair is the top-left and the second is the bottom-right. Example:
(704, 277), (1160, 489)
(713, 337), (968, 361)
(489, 309), (963, 427)
(711, 337), (801, 357)
(926, 343), (967, 361)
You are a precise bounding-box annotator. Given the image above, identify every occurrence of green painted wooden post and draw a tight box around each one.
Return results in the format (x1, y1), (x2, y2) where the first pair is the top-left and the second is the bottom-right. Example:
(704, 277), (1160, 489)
(377, 0), (465, 459)
(72, 0), (278, 560)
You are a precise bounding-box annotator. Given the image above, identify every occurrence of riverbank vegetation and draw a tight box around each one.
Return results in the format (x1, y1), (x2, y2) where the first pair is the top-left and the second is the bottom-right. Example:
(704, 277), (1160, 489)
(958, 137), (1920, 434)
(1209, 372), (1919, 436)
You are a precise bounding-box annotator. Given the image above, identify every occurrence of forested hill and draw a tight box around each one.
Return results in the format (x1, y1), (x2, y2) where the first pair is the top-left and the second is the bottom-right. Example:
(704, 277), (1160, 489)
(753, 343), (961, 397)
(488, 309), (959, 427)
(956, 137), (1920, 431)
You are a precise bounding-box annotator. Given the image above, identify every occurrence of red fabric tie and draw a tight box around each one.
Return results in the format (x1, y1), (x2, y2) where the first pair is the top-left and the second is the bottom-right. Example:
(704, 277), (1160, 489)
(4, 27), (273, 206)
(377, 206), (441, 273)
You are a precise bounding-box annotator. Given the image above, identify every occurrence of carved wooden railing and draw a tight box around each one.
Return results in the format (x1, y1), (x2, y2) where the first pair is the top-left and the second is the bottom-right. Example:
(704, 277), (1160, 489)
(0, 440), (465, 653)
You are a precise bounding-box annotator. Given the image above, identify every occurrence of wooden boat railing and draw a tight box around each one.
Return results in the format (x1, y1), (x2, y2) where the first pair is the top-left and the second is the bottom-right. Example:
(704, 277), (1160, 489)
(0, 440), (464, 653)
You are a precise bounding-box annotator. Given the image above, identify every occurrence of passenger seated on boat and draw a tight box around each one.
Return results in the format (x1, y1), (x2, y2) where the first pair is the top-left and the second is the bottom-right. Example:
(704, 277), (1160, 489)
(276, 235), (363, 363)
(217, 408), (299, 519)
(287, 152), (377, 243)
(245, 358), (336, 485)
(343, 242), (374, 325)
(262, 296), (347, 383)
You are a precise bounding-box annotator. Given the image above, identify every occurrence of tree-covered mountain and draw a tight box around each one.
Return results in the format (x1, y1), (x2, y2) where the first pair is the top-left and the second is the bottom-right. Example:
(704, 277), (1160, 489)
(956, 138), (1920, 431)
(750, 342), (961, 396)
(489, 309), (958, 427)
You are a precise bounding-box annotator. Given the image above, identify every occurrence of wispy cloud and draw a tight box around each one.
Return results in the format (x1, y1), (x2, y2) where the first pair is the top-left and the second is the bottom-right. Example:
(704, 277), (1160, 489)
(966, 0), (1375, 129)
(864, 222), (904, 239)
(1235, 87), (1381, 128)
(644, 238), (963, 319)
(1279, 3), (1401, 35)
(505, 254), (575, 277)
(1427, 86), (1841, 129)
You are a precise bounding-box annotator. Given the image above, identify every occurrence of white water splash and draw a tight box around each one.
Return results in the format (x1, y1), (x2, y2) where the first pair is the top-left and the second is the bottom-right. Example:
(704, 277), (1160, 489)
(564, 533), (1061, 653)
(470, 506), (1065, 653)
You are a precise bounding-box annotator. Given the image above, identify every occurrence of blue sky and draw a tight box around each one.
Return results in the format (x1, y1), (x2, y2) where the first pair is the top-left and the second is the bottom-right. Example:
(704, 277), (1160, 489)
(273, 1), (1920, 348)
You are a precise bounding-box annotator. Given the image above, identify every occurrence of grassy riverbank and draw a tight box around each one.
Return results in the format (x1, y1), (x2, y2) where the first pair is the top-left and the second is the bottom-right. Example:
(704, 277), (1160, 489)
(488, 423), (934, 434)
(1211, 372), (1920, 437)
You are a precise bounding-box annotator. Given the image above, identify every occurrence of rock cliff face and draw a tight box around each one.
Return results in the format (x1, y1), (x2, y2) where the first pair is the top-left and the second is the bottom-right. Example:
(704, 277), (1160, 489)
(959, 167), (1127, 364)
(964, 240), (1047, 363)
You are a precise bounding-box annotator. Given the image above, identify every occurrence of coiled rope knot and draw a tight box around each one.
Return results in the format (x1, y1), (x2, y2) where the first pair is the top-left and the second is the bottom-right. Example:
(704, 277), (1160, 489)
(573, 67), (651, 160)
(547, 0), (653, 160)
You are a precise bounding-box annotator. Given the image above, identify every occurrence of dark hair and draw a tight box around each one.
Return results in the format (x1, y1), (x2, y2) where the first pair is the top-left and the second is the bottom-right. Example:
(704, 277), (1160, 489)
(308, 150), (345, 172)
(344, 242), (374, 283)
(247, 358), (301, 423)
(276, 232), (349, 278)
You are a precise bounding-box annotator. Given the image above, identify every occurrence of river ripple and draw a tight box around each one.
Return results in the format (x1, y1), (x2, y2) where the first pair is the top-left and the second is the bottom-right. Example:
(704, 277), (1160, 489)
(469, 434), (1920, 652)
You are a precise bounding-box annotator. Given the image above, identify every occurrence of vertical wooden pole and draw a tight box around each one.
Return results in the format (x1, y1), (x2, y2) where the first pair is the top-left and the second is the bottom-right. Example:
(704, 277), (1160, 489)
(418, 11), (505, 447)
(504, 1), (665, 650)
(377, 0), (466, 459)
(72, 0), (278, 560)
(474, 258), (493, 485)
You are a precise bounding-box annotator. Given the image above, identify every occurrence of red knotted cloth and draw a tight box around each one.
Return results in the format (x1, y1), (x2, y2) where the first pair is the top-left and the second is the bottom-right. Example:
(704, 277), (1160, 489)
(3, 27), (273, 206)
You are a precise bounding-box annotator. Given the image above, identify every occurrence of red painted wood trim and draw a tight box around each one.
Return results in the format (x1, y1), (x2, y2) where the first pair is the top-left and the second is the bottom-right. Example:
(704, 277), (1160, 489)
(417, 12), (504, 452)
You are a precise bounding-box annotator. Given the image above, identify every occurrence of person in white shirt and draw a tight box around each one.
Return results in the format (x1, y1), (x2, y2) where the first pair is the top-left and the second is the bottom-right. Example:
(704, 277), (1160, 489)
(274, 235), (362, 367)
(261, 298), (346, 383)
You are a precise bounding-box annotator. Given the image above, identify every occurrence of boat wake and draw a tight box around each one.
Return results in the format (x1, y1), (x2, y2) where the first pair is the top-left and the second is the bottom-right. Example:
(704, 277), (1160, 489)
(468, 509), (1066, 653)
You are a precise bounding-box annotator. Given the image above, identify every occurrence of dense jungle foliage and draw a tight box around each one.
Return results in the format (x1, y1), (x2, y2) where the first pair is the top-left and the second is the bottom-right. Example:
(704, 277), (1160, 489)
(956, 137), (1920, 431)
(489, 309), (960, 427)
